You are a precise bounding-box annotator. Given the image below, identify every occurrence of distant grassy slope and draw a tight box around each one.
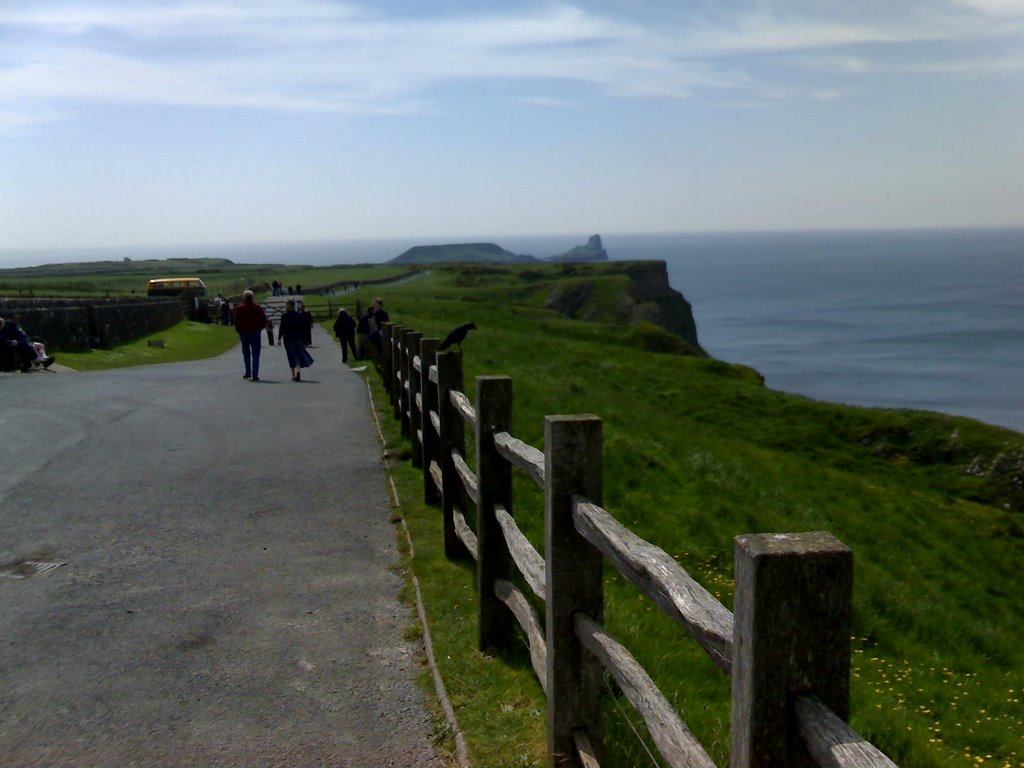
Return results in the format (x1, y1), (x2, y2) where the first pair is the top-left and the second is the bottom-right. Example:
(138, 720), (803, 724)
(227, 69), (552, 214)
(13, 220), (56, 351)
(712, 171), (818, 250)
(346, 265), (1023, 768)
(390, 242), (535, 264)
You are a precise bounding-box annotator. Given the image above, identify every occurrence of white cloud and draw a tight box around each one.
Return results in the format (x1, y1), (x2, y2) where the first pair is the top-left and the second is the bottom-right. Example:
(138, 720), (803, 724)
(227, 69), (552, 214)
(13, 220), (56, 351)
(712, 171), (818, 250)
(0, 107), (67, 129)
(683, 17), (950, 55)
(0, 0), (1021, 125)
(521, 96), (574, 108)
(954, 0), (1024, 16)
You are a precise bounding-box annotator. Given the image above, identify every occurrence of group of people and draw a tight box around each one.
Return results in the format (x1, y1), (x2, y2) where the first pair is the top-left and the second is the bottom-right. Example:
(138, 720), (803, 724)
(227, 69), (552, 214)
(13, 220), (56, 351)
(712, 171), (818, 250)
(333, 298), (389, 362)
(233, 291), (317, 382)
(213, 294), (233, 325)
(270, 281), (302, 297)
(0, 315), (55, 372)
(233, 292), (392, 381)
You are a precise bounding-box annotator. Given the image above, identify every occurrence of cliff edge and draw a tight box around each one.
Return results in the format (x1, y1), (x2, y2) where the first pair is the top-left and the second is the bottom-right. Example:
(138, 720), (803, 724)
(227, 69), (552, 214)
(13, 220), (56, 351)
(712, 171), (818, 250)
(542, 260), (705, 355)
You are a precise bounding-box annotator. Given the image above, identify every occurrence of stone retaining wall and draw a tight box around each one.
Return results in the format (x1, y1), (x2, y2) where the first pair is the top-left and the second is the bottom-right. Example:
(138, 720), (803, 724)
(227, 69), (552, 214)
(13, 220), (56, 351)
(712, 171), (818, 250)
(0, 298), (185, 351)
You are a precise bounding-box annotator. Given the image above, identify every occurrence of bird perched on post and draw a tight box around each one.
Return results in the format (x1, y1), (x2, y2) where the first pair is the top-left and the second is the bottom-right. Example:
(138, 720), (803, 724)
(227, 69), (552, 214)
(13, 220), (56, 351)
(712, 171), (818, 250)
(439, 322), (477, 351)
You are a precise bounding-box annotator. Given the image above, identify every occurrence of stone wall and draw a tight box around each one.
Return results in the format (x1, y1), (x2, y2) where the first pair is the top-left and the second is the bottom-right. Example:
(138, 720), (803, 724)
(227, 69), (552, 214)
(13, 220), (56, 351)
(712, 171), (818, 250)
(0, 298), (184, 351)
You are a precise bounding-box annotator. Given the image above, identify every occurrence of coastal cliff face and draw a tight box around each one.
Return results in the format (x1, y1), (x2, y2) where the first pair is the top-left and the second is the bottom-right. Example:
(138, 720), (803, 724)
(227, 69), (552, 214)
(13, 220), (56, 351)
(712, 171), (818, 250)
(620, 261), (704, 354)
(543, 260), (705, 355)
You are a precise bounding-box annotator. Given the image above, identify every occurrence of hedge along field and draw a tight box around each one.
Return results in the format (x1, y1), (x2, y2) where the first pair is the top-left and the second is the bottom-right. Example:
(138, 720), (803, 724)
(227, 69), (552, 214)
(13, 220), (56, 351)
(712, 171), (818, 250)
(340, 264), (1023, 768)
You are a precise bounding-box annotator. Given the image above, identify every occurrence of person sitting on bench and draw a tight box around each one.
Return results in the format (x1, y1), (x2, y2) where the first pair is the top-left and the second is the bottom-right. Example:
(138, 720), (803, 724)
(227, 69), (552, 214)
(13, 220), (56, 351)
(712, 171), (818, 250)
(0, 316), (55, 371)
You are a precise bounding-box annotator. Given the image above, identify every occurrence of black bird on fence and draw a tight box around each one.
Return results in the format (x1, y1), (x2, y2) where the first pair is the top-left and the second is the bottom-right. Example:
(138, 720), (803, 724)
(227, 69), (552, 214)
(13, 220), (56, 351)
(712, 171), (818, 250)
(439, 322), (477, 351)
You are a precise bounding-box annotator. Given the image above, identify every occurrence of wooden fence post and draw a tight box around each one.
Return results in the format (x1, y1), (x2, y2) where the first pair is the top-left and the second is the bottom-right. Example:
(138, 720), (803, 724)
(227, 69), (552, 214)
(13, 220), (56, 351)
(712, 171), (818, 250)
(730, 532), (853, 768)
(475, 376), (514, 651)
(545, 415), (603, 767)
(390, 324), (405, 419)
(407, 331), (424, 468)
(420, 338), (441, 505)
(437, 350), (467, 558)
(380, 322), (393, 396)
(399, 329), (415, 437)
(354, 299), (364, 357)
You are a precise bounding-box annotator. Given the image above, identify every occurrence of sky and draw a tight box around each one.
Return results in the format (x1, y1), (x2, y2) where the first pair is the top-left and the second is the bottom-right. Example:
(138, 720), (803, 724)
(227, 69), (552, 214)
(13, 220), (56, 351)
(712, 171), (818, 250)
(2, 0), (1023, 260)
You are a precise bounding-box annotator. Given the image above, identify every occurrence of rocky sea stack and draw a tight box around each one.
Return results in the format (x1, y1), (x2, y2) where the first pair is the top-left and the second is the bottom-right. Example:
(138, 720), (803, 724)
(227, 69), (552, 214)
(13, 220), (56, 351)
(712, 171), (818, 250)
(547, 234), (608, 262)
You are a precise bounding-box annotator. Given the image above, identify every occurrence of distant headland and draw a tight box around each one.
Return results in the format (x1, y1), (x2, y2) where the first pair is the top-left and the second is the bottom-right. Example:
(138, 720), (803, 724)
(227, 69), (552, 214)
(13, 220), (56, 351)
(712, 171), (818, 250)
(389, 234), (608, 265)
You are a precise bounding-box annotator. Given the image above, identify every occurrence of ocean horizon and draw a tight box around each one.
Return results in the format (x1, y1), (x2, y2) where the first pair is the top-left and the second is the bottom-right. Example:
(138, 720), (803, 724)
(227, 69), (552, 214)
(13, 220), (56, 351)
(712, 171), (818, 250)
(3, 227), (1022, 433)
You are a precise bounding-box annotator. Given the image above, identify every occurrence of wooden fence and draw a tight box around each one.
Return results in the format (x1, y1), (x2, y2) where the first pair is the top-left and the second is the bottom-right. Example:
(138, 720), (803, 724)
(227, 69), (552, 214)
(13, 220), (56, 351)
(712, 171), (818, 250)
(376, 321), (900, 768)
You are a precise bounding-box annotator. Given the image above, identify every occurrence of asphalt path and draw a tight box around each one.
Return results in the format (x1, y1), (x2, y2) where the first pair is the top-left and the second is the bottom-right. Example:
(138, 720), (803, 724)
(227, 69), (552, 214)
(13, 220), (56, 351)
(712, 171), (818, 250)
(0, 324), (444, 767)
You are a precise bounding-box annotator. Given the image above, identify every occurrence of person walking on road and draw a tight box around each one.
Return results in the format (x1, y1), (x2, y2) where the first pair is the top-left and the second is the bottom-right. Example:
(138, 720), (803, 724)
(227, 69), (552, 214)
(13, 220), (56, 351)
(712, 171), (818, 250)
(332, 308), (357, 363)
(278, 298), (314, 382)
(234, 289), (268, 382)
(299, 301), (314, 346)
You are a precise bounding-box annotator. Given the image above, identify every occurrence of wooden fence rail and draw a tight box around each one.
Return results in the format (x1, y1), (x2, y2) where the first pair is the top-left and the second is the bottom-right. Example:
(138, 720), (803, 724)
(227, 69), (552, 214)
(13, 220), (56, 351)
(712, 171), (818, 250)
(376, 321), (899, 768)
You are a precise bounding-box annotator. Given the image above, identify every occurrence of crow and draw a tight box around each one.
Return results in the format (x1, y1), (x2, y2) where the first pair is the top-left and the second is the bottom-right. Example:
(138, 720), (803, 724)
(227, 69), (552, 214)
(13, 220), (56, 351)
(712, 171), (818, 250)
(439, 322), (477, 351)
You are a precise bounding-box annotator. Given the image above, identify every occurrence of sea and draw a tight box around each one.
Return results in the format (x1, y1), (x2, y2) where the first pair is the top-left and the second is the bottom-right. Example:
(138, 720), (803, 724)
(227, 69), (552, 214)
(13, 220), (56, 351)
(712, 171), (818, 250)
(4, 228), (1022, 432)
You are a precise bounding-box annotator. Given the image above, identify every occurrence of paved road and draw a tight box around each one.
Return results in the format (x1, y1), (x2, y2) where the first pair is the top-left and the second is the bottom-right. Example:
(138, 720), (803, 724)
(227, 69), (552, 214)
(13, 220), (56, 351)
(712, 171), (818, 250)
(0, 324), (444, 767)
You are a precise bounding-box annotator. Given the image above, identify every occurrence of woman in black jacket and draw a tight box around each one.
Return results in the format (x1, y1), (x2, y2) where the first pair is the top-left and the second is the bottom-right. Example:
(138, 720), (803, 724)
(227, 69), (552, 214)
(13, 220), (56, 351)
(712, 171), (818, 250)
(278, 299), (314, 381)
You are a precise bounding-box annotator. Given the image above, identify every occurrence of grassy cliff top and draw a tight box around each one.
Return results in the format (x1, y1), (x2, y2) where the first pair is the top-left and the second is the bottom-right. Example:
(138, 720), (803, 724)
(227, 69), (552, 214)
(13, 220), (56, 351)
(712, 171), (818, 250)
(334, 264), (1023, 768)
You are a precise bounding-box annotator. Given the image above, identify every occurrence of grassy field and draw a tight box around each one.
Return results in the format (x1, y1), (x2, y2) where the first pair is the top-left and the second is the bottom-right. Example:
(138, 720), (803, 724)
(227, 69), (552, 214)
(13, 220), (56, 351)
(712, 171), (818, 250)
(0, 257), (414, 298)
(340, 264), (1023, 768)
(56, 320), (239, 370)
(11, 259), (1021, 767)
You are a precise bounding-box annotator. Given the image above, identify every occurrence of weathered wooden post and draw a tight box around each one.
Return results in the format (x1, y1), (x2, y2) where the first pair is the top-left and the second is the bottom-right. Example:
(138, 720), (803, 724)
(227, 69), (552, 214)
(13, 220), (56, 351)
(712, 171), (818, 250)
(545, 415), (604, 767)
(407, 331), (424, 468)
(390, 324), (405, 419)
(475, 376), (514, 651)
(730, 532), (853, 768)
(399, 329), (416, 438)
(437, 350), (467, 558)
(355, 299), (366, 360)
(380, 322), (393, 395)
(420, 338), (441, 505)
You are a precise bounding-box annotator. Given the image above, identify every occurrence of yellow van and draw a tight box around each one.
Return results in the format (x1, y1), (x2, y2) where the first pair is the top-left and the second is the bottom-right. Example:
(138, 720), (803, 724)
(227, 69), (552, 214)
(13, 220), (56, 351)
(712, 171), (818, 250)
(146, 277), (207, 297)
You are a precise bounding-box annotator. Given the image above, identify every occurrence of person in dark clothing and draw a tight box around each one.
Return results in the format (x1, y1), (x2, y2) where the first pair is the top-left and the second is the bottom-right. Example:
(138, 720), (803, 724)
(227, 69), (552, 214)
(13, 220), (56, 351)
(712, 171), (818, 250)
(0, 317), (35, 372)
(278, 299), (314, 382)
(233, 290), (268, 381)
(265, 317), (275, 346)
(372, 297), (390, 327)
(0, 316), (52, 371)
(298, 302), (314, 346)
(332, 308), (357, 363)
(355, 308), (372, 359)
(367, 298), (389, 358)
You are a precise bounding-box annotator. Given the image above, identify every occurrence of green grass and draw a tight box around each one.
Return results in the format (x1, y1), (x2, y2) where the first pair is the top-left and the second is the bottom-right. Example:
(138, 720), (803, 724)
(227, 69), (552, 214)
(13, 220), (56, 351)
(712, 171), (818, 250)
(0, 259), (414, 298)
(14, 258), (1022, 767)
(347, 265), (1024, 768)
(57, 320), (238, 370)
